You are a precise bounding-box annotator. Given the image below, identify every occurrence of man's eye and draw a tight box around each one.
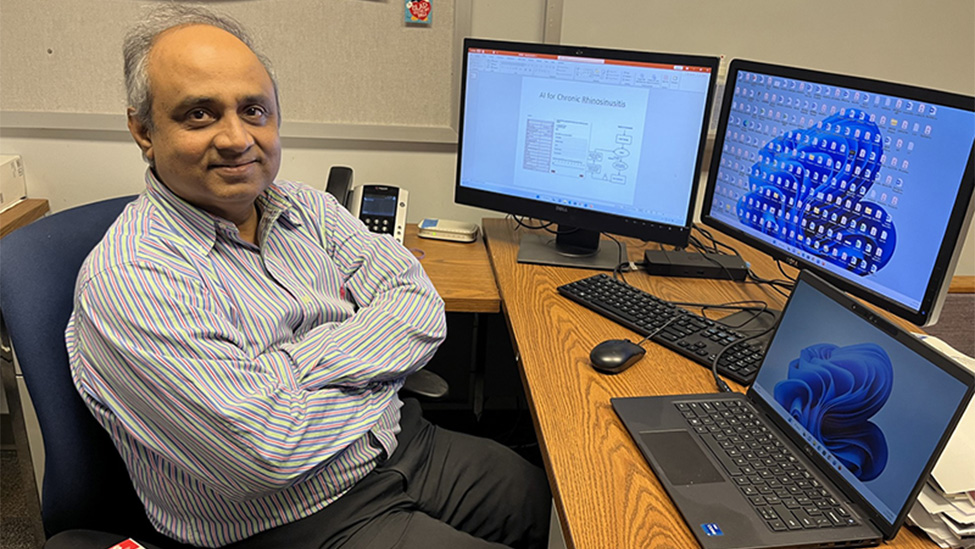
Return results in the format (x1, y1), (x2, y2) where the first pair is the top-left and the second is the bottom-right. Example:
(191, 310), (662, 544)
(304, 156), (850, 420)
(187, 109), (212, 122)
(244, 106), (268, 118)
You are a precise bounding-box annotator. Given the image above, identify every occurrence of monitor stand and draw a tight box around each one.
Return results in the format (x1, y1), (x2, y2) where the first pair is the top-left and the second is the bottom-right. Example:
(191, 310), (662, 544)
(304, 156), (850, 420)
(516, 226), (627, 271)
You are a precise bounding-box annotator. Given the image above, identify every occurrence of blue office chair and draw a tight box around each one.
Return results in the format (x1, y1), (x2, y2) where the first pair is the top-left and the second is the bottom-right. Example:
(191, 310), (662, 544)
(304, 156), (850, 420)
(0, 195), (190, 548)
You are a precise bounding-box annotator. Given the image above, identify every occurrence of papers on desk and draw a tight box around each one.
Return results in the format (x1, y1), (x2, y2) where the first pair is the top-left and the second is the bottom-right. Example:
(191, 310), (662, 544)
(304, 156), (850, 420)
(909, 334), (975, 548)
(912, 481), (975, 548)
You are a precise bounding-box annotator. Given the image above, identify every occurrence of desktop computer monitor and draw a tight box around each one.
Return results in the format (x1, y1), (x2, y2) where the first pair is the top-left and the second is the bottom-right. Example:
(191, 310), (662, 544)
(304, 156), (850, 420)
(701, 59), (975, 327)
(455, 38), (719, 269)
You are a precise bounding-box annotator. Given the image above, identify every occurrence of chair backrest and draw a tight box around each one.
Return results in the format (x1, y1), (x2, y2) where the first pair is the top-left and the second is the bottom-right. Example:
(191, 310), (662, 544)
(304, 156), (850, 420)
(0, 196), (163, 540)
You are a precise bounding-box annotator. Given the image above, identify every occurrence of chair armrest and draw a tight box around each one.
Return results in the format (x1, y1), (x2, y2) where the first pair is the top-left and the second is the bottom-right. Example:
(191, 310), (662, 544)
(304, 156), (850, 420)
(401, 369), (449, 400)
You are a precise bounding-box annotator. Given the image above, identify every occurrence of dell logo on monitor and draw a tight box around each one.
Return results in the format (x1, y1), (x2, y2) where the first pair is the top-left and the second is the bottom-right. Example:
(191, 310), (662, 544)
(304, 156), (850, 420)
(555, 205), (568, 213)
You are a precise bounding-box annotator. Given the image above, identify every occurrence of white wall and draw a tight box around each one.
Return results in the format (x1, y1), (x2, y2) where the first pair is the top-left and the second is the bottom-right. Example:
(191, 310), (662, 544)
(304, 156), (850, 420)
(0, 0), (549, 227)
(1, 0), (972, 275)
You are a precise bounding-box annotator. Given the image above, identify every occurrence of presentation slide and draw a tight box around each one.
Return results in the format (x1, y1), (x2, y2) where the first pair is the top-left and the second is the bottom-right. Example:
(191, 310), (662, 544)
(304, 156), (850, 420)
(514, 77), (650, 207)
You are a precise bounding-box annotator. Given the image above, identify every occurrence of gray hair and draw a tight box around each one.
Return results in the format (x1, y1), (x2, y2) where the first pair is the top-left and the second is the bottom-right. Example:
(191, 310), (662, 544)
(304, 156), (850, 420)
(123, 4), (280, 131)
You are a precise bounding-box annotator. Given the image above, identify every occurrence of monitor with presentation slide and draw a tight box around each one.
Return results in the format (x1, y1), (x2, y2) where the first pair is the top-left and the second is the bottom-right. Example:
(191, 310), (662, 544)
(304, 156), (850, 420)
(454, 38), (719, 269)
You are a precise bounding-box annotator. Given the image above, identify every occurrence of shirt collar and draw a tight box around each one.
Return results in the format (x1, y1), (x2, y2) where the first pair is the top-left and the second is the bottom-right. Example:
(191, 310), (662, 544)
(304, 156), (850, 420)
(144, 169), (301, 254)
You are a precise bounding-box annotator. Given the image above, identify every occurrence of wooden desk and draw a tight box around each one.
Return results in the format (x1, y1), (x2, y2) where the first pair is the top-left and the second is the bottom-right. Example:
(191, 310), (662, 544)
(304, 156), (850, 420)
(403, 224), (500, 314)
(403, 223), (501, 416)
(0, 199), (50, 239)
(481, 218), (935, 549)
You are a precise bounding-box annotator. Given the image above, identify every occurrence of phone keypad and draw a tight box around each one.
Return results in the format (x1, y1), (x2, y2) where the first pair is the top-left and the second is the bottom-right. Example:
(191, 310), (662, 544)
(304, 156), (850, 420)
(362, 217), (393, 235)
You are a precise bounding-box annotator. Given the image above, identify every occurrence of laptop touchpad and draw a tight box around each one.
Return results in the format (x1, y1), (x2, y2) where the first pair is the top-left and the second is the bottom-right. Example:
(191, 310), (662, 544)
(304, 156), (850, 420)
(638, 430), (725, 485)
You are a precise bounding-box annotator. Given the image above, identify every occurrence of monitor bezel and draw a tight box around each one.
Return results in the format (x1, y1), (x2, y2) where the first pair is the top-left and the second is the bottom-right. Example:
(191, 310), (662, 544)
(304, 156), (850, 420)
(454, 38), (720, 249)
(701, 59), (975, 327)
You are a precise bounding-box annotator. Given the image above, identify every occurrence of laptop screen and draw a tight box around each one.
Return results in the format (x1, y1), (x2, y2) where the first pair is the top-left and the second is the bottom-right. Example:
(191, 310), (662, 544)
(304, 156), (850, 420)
(750, 276), (971, 527)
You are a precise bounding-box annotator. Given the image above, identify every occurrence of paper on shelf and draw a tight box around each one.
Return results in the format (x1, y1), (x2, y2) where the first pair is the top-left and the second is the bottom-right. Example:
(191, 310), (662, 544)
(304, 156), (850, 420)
(910, 502), (965, 548)
(951, 495), (975, 516)
(942, 512), (975, 538)
(922, 483), (965, 515)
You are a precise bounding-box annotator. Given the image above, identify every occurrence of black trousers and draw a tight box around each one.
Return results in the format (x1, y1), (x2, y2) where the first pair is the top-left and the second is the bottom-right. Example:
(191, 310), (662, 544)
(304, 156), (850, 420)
(229, 398), (552, 548)
(47, 400), (552, 549)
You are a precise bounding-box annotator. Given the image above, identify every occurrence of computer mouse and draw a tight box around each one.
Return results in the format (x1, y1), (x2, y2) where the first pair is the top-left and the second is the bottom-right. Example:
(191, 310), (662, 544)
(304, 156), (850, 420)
(589, 339), (646, 374)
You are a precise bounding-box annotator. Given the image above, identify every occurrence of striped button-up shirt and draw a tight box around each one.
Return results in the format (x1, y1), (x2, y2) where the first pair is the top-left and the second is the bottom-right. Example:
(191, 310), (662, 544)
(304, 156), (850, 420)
(66, 170), (446, 547)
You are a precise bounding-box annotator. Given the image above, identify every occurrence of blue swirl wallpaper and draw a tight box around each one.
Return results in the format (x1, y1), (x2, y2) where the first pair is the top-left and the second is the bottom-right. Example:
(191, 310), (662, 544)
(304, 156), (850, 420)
(736, 109), (897, 277)
(773, 342), (893, 481)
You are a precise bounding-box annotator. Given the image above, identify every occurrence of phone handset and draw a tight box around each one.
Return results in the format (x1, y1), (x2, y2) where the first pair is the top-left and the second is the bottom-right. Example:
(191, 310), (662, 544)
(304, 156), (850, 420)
(325, 165), (353, 207)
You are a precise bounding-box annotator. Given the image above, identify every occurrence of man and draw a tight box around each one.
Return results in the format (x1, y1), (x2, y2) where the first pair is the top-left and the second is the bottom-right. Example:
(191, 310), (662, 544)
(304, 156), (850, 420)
(65, 5), (550, 548)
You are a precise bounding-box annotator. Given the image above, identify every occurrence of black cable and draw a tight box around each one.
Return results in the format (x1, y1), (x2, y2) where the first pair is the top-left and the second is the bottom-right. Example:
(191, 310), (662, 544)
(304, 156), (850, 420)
(711, 322), (778, 393)
(508, 215), (556, 232)
(747, 269), (794, 288)
(633, 316), (680, 347)
(667, 298), (766, 315)
(693, 225), (746, 259)
(613, 261), (630, 284)
(602, 233), (629, 283)
(667, 299), (773, 330)
(715, 305), (772, 330)
(746, 270), (793, 299)
(687, 235), (713, 254)
(552, 225), (581, 236)
(775, 259), (798, 283)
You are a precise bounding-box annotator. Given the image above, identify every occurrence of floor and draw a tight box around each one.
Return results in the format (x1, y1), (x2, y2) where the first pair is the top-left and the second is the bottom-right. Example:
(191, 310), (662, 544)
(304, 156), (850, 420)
(1, 293), (971, 549)
(1, 448), (41, 549)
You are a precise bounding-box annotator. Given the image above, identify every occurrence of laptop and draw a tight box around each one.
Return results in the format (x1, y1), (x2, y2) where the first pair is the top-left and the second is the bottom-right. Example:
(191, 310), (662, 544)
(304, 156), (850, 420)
(613, 271), (974, 549)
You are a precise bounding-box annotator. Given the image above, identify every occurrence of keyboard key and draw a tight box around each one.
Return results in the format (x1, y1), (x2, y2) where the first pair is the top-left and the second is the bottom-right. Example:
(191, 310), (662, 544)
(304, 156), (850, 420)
(782, 515), (802, 530)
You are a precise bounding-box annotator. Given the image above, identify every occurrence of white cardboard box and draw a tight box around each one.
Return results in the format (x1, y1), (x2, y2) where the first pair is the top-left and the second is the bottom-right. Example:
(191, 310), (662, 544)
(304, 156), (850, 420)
(0, 154), (28, 212)
(0, 154), (27, 211)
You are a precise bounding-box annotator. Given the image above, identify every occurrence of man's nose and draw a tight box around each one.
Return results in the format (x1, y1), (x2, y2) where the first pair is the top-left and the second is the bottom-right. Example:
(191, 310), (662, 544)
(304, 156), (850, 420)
(214, 114), (254, 152)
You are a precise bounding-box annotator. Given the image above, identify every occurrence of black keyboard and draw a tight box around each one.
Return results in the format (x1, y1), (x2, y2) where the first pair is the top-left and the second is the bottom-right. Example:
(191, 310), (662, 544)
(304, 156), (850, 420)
(676, 400), (860, 531)
(557, 273), (766, 385)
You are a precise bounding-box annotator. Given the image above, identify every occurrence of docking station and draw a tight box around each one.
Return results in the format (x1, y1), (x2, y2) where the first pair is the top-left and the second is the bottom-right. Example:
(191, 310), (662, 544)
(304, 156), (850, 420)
(643, 249), (749, 281)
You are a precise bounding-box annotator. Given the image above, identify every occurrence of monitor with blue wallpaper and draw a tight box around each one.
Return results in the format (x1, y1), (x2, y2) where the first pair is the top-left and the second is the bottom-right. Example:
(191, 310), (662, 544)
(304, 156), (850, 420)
(701, 59), (975, 326)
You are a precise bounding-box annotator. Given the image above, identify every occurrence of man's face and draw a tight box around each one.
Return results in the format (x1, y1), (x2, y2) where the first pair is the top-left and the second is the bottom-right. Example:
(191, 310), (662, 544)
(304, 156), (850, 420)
(128, 24), (281, 225)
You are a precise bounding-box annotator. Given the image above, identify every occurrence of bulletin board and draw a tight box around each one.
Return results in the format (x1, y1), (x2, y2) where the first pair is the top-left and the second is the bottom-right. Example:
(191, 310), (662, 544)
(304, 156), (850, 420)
(0, 0), (469, 142)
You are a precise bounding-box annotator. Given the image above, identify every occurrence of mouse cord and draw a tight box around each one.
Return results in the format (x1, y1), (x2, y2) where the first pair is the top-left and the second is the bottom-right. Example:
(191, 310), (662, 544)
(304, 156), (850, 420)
(710, 323), (778, 393)
(634, 315), (680, 347)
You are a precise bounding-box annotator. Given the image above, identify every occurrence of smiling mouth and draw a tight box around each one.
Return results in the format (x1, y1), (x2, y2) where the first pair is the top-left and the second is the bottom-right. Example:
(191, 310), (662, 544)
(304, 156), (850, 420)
(210, 159), (259, 170)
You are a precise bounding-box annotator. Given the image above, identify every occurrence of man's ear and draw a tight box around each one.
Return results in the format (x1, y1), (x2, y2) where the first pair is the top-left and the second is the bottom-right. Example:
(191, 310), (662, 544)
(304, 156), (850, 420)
(127, 108), (154, 164)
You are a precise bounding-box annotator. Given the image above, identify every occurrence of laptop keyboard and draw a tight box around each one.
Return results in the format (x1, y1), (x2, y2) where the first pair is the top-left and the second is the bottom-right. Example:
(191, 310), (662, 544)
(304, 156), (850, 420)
(557, 274), (765, 385)
(676, 400), (861, 532)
